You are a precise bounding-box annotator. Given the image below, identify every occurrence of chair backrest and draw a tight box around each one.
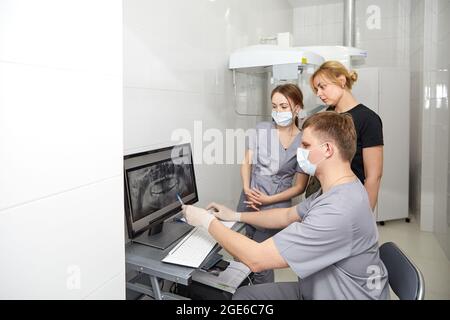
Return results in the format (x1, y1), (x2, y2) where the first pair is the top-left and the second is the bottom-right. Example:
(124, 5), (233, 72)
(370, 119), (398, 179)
(379, 242), (425, 300)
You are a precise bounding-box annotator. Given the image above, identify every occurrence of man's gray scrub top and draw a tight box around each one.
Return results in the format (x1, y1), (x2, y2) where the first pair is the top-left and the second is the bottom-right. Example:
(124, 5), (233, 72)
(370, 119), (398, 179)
(273, 179), (390, 300)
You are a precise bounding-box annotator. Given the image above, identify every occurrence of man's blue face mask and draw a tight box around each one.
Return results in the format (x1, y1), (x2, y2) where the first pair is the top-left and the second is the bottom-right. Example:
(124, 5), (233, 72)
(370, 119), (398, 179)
(296, 143), (327, 176)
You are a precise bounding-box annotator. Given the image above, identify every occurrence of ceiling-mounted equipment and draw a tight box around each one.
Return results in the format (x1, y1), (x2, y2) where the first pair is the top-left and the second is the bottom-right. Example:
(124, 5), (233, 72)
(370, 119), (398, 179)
(296, 45), (368, 69)
(229, 45), (324, 72)
(229, 45), (325, 116)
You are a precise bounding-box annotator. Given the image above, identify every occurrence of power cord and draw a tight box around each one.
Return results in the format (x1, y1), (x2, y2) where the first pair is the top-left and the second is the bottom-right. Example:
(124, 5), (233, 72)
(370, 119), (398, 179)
(169, 282), (179, 294)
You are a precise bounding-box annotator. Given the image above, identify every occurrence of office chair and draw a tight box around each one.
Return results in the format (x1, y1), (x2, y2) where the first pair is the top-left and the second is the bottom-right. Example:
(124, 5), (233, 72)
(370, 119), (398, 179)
(379, 242), (425, 300)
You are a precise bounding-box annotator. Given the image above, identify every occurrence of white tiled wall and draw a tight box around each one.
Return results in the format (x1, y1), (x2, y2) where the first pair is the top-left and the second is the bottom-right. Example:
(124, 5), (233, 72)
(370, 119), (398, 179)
(0, 63), (123, 210)
(408, 0), (450, 258)
(413, 0), (449, 235)
(0, 177), (124, 299)
(0, 0), (124, 299)
(428, 0), (450, 257)
(355, 0), (410, 68)
(293, 1), (343, 46)
(293, 0), (411, 68)
(123, 0), (293, 210)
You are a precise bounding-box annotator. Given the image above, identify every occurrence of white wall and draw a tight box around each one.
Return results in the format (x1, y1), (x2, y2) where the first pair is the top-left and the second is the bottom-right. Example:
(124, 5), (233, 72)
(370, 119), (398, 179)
(293, 0), (411, 68)
(123, 0), (293, 210)
(419, 0), (450, 257)
(293, 0), (343, 47)
(409, 0), (450, 240)
(0, 0), (124, 299)
(355, 0), (410, 68)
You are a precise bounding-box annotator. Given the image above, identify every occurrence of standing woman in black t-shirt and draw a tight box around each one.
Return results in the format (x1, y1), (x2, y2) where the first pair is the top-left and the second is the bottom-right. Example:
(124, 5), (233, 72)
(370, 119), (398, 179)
(309, 61), (384, 210)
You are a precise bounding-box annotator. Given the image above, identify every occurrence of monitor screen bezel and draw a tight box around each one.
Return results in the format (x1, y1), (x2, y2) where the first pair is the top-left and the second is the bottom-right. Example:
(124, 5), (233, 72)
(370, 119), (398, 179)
(123, 143), (198, 239)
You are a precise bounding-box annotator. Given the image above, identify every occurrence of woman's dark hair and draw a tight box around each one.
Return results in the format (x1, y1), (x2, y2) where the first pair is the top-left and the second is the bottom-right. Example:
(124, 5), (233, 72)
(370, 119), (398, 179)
(271, 84), (304, 128)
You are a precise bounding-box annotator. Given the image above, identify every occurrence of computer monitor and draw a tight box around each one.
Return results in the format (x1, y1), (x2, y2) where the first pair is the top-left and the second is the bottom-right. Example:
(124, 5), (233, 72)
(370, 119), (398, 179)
(124, 143), (198, 249)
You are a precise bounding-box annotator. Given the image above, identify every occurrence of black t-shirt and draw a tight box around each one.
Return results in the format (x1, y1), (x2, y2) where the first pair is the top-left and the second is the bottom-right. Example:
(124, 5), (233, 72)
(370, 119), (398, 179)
(328, 104), (384, 183)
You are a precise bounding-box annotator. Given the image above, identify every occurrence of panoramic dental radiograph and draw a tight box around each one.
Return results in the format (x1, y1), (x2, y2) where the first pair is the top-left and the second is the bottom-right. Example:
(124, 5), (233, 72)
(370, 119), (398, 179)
(128, 160), (194, 221)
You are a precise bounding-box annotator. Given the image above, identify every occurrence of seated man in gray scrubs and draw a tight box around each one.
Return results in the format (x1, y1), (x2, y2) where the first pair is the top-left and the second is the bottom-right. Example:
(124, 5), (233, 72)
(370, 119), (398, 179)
(182, 112), (390, 300)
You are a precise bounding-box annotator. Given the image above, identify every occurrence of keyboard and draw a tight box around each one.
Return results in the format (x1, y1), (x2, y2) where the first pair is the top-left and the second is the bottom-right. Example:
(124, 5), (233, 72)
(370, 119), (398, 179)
(162, 221), (235, 268)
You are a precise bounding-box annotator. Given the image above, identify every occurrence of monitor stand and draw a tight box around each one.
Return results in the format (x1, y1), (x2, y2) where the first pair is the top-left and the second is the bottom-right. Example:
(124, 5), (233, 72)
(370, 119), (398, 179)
(132, 220), (193, 250)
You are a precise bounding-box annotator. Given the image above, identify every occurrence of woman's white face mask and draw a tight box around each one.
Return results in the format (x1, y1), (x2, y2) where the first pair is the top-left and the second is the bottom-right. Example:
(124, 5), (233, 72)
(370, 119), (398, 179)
(272, 111), (294, 127)
(272, 108), (305, 127)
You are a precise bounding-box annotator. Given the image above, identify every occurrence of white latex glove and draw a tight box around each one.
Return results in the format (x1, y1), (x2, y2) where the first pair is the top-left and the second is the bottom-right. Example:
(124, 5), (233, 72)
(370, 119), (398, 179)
(206, 202), (241, 222)
(182, 205), (215, 230)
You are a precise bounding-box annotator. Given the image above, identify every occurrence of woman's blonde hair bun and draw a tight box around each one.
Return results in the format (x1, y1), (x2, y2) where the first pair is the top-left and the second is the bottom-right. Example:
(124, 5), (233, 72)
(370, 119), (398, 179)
(349, 70), (358, 83)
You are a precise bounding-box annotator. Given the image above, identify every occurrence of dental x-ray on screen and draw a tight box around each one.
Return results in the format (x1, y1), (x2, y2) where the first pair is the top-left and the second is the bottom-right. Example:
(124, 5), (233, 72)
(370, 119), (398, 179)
(127, 158), (194, 222)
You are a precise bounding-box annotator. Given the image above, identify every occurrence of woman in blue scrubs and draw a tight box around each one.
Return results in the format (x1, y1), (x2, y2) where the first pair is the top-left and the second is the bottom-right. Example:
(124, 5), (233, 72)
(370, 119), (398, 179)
(237, 83), (309, 284)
